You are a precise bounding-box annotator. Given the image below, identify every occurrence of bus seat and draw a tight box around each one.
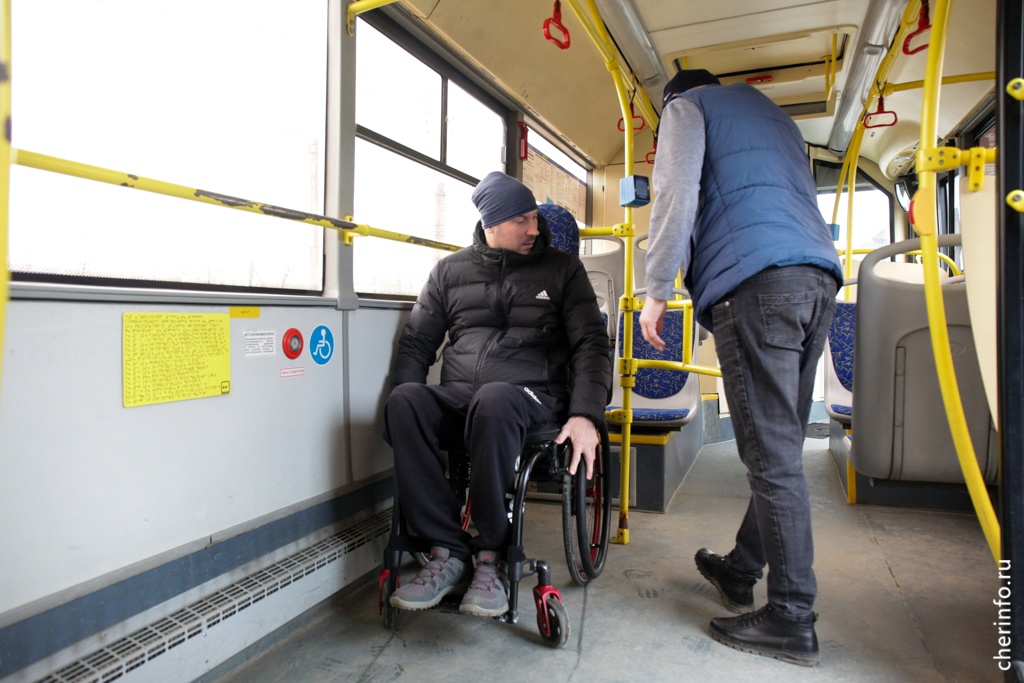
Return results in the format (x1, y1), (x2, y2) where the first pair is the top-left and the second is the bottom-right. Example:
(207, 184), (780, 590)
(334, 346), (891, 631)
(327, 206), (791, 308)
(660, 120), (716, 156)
(607, 308), (699, 429)
(580, 236), (624, 345)
(824, 258), (949, 427)
(848, 235), (997, 485)
(824, 299), (856, 425)
(537, 203), (580, 256)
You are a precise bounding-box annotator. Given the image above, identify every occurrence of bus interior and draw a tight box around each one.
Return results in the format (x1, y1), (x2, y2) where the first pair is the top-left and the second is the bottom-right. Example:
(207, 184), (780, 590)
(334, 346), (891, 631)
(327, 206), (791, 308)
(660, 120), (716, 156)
(0, 0), (1021, 681)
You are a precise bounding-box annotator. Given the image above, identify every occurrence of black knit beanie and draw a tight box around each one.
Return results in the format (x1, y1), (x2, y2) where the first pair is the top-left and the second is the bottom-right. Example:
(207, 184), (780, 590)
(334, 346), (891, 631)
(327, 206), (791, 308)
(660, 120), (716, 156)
(472, 172), (537, 228)
(662, 68), (721, 106)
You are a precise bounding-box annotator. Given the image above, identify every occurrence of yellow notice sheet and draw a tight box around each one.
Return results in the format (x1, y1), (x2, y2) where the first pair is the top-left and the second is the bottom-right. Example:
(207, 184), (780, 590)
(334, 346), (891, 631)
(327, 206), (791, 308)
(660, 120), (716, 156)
(122, 313), (231, 408)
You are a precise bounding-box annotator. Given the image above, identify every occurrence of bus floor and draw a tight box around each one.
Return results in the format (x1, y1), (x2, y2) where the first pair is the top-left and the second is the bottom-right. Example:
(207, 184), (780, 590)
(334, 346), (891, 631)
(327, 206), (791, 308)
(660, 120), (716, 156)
(215, 432), (999, 683)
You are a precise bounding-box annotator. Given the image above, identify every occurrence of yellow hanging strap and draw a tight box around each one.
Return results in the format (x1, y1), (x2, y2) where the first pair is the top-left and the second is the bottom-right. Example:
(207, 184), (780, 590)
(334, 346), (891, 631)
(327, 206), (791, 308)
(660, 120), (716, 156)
(911, 0), (1001, 563)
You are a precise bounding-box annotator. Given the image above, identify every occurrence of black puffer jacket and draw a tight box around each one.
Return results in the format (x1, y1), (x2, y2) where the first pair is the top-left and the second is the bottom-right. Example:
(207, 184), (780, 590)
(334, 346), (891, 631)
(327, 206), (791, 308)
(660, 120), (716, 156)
(391, 215), (611, 425)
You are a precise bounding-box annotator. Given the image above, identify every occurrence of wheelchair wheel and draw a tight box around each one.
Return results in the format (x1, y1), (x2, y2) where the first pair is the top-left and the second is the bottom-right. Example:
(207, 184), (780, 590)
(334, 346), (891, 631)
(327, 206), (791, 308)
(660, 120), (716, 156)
(561, 442), (611, 586)
(378, 568), (399, 629)
(536, 594), (570, 648)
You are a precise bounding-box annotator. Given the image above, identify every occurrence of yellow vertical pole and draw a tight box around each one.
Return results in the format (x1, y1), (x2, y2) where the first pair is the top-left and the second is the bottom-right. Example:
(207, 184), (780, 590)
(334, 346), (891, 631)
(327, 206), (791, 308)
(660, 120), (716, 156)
(0, 0), (10, 387)
(609, 66), (636, 545)
(566, 0), (641, 543)
(912, 0), (1000, 562)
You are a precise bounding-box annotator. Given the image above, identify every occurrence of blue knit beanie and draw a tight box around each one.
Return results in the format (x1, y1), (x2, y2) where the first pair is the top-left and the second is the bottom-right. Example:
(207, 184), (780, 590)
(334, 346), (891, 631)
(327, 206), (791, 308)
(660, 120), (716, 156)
(472, 172), (537, 228)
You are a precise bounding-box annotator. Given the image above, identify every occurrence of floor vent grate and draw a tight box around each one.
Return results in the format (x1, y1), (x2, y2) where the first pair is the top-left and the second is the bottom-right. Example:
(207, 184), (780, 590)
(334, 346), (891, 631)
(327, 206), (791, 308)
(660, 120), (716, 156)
(34, 510), (391, 683)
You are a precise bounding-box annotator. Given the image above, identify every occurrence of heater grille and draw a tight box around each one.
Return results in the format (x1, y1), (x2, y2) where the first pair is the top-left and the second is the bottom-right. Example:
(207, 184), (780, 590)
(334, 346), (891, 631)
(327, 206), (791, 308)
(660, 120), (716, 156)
(34, 511), (391, 683)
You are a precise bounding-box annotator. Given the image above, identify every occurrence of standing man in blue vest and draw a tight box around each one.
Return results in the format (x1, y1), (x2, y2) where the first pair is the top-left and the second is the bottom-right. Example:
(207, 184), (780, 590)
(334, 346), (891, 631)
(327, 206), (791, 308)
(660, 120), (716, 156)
(639, 69), (843, 666)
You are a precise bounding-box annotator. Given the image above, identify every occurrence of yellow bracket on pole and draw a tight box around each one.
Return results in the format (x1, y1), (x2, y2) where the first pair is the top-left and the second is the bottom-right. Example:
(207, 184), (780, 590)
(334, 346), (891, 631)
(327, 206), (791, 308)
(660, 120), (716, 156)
(346, 0), (401, 35)
(1006, 190), (1024, 213)
(605, 408), (632, 424)
(611, 222), (635, 238)
(619, 295), (642, 312)
(916, 146), (998, 191)
(617, 358), (639, 375)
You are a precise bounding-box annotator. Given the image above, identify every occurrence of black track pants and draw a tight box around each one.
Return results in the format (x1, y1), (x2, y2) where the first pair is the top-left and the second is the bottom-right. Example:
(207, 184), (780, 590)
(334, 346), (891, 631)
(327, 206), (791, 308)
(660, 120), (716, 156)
(383, 382), (561, 560)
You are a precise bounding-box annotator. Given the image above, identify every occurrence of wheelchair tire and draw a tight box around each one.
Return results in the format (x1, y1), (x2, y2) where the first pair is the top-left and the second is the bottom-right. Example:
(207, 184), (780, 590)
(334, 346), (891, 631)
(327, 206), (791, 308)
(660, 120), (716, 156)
(561, 440), (611, 586)
(537, 594), (570, 648)
(379, 569), (399, 630)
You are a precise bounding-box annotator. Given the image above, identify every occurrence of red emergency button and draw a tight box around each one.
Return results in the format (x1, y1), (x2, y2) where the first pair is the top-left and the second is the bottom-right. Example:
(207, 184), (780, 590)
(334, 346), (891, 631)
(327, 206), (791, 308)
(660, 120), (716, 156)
(283, 328), (304, 359)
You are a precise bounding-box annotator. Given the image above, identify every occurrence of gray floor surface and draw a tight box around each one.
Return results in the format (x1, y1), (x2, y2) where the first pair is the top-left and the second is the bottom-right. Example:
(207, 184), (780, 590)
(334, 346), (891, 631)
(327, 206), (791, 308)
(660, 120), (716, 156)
(216, 434), (1000, 683)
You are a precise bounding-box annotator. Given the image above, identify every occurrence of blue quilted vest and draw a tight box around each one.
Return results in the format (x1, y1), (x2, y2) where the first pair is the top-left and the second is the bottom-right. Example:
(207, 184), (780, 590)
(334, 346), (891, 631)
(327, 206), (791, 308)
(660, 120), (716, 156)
(673, 83), (843, 329)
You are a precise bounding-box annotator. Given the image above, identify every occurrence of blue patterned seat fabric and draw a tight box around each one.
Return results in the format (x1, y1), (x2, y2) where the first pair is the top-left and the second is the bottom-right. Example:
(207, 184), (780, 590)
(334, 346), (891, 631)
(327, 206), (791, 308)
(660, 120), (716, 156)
(828, 301), (856, 417)
(606, 310), (691, 422)
(537, 202), (580, 256)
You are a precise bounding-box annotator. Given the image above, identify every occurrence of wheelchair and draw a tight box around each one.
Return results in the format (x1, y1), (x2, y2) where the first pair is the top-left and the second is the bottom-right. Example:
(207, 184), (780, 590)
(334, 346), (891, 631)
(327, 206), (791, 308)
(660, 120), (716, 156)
(378, 420), (612, 648)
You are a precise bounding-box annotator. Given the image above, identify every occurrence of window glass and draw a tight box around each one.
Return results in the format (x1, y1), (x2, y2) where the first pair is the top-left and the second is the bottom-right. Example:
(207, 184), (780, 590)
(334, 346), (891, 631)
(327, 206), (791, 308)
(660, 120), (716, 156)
(815, 163), (892, 276)
(527, 130), (588, 182)
(353, 17), (507, 297)
(352, 139), (478, 295)
(445, 82), (504, 179)
(355, 22), (442, 160)
(817, 189), (892, 252)
(9, 0), (327, 291)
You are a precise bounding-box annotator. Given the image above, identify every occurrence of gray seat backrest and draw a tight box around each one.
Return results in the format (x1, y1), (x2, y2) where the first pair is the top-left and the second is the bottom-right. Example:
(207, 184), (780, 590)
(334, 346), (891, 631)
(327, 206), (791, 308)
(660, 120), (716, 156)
(849, 235), (996, 484)
(634, 234), (648, 291)
(580, 236), (625, 343)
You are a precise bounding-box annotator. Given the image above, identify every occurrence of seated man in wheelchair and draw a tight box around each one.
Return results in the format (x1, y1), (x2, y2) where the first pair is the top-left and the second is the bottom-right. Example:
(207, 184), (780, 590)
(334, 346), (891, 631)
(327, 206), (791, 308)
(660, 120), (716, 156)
(384, 172), (611, 617)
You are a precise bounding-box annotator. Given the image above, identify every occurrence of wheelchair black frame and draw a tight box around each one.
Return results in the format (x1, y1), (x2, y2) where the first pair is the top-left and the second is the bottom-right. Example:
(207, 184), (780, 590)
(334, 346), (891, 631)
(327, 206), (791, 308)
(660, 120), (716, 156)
(378, 423), (611, 646)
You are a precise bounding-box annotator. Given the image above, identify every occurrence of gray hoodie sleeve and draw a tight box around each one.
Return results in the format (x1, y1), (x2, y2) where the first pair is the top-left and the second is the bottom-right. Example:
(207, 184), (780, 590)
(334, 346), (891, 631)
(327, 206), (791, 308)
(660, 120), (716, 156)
(645, 97), (705, 300)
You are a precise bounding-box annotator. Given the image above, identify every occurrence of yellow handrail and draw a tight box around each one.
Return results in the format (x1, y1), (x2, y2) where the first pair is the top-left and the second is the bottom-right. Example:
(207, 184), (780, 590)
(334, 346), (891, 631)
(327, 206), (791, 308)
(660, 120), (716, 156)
(346, 0), (401, 35)
(884, 71), (996, 95)
(12, 148), (462, 253)
(906, 250), (961, 276)
(0, 0), (9, 391)
(911, 0), (1001, 562)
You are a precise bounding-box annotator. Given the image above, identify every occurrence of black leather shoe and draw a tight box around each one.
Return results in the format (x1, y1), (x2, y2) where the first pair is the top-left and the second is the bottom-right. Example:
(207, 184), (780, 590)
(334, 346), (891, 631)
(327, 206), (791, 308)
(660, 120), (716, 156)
(709, 603), (820, 667)
(694, 548), (755, 612)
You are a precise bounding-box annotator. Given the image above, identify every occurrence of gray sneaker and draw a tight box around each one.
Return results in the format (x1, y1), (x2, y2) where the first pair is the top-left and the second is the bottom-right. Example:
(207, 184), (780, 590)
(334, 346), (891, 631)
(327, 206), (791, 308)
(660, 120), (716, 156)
(390, 546), (471, 610)
(459, 550), (509, 616)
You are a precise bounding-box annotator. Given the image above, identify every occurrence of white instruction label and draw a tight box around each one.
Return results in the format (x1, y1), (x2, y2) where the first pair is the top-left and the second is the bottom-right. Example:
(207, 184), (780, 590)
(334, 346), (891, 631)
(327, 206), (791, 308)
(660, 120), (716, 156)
(244, 330), (276, 357)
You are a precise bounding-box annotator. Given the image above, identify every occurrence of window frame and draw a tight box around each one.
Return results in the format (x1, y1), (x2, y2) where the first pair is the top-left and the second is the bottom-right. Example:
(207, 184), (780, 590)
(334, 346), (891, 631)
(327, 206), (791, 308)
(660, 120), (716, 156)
(351, 10), (592, 301)
(355, 12), (509, 192)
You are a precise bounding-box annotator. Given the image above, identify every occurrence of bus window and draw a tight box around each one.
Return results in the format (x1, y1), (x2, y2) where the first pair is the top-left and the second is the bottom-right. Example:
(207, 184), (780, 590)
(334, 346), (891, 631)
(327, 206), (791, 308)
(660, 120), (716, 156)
(814, 161), (893, 272)
(353, 18), (506, 297)
(9, 0), (327, 293)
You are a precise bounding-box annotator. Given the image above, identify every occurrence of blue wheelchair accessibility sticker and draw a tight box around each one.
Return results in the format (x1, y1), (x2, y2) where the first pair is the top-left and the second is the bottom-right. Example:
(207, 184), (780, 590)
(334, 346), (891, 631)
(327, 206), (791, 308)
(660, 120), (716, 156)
(310, 325), (334, 365)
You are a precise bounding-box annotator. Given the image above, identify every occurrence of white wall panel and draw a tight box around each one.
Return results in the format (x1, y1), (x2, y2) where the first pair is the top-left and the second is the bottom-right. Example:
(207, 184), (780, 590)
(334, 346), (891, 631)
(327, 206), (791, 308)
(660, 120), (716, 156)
(0, 299), (401, 615)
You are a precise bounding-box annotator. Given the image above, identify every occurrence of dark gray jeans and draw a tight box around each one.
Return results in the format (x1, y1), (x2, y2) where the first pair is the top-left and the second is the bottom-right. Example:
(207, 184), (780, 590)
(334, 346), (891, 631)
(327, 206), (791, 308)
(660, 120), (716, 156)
(710, 265), (837, 619)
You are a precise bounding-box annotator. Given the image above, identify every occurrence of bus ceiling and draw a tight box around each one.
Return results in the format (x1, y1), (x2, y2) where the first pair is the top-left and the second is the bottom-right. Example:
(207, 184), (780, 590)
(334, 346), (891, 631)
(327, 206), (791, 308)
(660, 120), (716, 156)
(381, 0), (993, 177)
